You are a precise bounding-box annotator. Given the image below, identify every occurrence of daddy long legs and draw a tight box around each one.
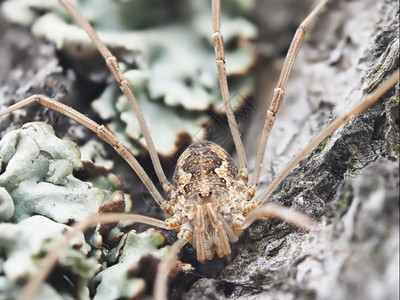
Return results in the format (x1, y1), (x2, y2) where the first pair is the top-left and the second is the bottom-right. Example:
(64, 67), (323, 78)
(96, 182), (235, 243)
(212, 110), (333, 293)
(0, 0), (398, 299)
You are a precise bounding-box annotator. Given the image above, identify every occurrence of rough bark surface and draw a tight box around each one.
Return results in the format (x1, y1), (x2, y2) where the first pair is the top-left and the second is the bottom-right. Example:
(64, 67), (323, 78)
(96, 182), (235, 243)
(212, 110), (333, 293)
(182, 0), (399, 299)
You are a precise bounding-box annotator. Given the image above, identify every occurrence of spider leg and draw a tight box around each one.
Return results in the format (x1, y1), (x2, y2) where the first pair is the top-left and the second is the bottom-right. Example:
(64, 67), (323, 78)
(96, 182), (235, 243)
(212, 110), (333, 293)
(211, 0), (248, 182)
(251, 0), (331, 189)
(57, 0), (174, 195)
(0, 95), (173, 214)
(154, 238), (187, 300)
(194, 205), (207, 262)
(241, 203), (316, 231)
(207, 203), (232, 258)
(253, 69), (399, 207)
(16, 213), (168, 300)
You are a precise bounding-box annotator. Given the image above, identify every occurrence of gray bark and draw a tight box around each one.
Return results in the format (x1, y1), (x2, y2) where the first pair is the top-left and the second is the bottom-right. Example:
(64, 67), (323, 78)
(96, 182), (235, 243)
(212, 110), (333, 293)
(182, 0), (399, 299)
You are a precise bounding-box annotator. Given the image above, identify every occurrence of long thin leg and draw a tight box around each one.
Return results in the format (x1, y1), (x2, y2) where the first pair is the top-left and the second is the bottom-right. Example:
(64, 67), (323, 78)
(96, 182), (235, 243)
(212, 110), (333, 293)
(212, 0), (248, 182)
(0, 95), (173, 214)
(241, 203), (315, 230)
(16, 213), (168, 300)
(250, 0), (331, 189)
(254, 69), (399, 207)
(58, 0), (173, 194)
(153, 238), (187, 300)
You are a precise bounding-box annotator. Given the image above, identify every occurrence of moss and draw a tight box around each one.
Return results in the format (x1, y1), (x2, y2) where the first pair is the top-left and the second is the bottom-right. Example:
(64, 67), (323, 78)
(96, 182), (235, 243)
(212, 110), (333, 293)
(336, 198), (346, 208)
(244, 256), (255, 266)
(317, 136), (329, 152)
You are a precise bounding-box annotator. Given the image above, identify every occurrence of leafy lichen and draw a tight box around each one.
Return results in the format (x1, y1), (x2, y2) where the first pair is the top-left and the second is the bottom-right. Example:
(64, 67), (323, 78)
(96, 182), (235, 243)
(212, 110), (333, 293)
(0, 122), (170, 299)
(92, 229), (167, 300)
(1, 0), (257, 156)
(0, 122), (104, 223)
(0, 215), (101, 299)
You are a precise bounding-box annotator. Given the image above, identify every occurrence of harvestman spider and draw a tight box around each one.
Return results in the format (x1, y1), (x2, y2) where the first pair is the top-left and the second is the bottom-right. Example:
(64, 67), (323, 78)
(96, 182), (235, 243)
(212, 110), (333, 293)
(0, 0), (398, 299)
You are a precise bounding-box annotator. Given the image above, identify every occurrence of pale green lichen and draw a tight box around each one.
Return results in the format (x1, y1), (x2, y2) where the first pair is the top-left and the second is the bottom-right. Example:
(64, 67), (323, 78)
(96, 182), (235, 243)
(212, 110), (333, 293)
(80, 139), (124, 200)
(0, 215), (101, 299)
(80, 139), (115, 171)
(92, 229), (168, 300)
(1, 0), (257, 156)
(0, 123), (170, 299)
(0, 278), (67, 300)
(0, 187), (14, 221)
(100, 81), (209, 155)
(0, 122), (104, 223)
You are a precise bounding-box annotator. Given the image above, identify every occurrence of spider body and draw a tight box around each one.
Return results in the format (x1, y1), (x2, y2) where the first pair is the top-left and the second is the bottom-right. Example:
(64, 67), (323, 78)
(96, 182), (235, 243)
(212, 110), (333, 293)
(167, 140), (254, 262)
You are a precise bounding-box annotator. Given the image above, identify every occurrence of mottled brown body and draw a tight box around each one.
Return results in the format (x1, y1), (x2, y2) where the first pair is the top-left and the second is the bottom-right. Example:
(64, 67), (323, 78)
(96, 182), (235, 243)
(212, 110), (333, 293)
(174, 141), (237, 199)
(166, 141), (256, 262)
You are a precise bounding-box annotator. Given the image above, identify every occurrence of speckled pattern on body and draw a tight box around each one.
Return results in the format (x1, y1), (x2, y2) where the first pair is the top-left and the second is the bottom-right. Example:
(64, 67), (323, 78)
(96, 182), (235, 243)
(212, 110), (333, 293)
(174, 141), (238, 198)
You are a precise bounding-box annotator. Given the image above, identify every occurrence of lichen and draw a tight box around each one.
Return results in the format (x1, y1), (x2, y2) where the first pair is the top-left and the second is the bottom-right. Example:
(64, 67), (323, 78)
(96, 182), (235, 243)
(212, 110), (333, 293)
(0, 0), (257, 156)
(0, 215), (101, 299)
(91, 229), (167, 300)
(0, 187), (14, 221)
(0, 122), (170, 299)
(0, 122), (104, 223)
